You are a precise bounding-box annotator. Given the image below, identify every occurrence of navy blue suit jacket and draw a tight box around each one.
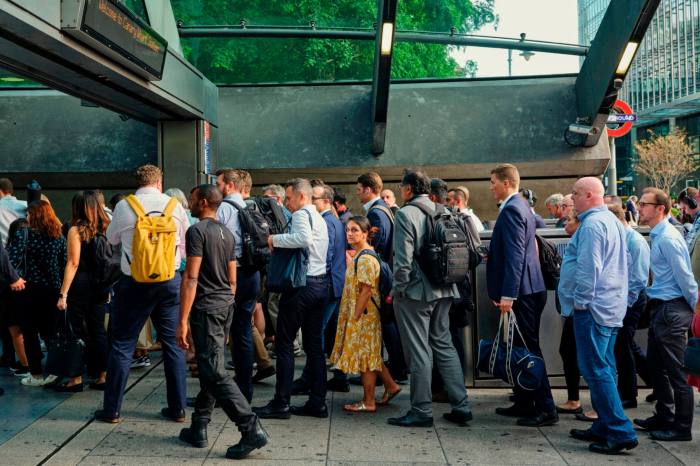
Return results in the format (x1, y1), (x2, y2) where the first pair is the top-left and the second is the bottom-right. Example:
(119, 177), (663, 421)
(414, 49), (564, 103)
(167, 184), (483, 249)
(366, 198), (394, 264)
(322, 210), (347, 299)
(486, 194), (545, 300)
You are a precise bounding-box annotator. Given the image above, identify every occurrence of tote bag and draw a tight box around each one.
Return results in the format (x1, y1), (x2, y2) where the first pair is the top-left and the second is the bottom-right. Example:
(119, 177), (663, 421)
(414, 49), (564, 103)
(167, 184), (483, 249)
(266, 209), (312, 293)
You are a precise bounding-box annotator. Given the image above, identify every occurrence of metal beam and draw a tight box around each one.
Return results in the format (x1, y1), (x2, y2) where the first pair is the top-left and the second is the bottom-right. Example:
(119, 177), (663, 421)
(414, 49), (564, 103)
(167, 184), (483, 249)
(370, 0), (398, 155)
(574, 0), (661, 146)
(178, 26), (588, 56)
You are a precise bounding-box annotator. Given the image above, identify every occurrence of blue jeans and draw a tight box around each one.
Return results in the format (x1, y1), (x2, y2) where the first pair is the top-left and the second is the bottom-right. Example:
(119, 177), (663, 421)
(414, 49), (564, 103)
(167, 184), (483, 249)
(573, 309), (636, 443)
(103, 275), (186, 415)
(230, 269), (260, 403)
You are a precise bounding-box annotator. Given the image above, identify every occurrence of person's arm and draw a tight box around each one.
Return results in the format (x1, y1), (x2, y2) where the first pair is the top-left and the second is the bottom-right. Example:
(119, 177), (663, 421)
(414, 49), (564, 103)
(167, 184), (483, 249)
(627, 236), (650, 306)
(662, 239), (699, 310)
(391, 209), (414, 296)
(228, 259), (237, 297)
(177, 256), (201, 350)
(499, 208), (528, 301)
(572, 224), (605, 310)
(57, 227), (81, 311)
(272, 209), (313, 249)
(106, 201), (127, 246)
(0, 242), (23, 291)
(176, 204), (189, 263)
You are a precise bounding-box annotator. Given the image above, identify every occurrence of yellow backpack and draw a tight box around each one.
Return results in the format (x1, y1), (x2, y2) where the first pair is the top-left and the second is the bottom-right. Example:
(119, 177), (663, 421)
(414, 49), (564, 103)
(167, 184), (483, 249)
(125, 195), (179, 283)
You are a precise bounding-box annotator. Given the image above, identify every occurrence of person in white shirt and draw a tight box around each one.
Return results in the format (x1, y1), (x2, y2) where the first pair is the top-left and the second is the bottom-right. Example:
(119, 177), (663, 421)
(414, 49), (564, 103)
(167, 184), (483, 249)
(447, 186), (484, 233)
(0, 178), (27, 245)
(95, 165), (189, 424)
(253, 178), (330, 420)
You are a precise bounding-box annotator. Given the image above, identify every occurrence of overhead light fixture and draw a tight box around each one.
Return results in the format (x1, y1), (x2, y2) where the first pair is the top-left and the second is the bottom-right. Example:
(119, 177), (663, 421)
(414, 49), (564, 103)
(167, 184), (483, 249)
(519, 50), (535, 61)
(616, 42), (638, 75)
(380, 23), (394, 55)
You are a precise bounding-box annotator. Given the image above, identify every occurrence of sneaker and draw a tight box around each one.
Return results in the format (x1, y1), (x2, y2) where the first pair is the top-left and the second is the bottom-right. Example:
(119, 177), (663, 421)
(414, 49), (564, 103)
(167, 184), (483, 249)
(21, 375), (47, 386)
(130, 356), (151, 369)
(12, 366), (30, 377)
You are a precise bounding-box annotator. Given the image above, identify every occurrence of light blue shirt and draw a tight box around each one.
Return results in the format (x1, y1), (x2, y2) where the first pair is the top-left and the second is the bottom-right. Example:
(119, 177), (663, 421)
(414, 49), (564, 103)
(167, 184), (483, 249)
(626, 226), (650, 307)
(0, 195), (27, 245)
(216, 193), (245, 259)
(557, 205), (628, 327)
(647, 219), (698, 309)
(686, 211), (700, 253)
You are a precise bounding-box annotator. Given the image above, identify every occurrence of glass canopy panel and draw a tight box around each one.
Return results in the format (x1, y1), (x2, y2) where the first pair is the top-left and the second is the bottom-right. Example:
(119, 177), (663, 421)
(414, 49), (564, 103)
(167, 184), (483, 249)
(395, 0), (498, 34)
(0, 68), (45, 88)
(170, 0), (376, 28)
(122, 0), (150, 24)
(180, 37), (374, 84)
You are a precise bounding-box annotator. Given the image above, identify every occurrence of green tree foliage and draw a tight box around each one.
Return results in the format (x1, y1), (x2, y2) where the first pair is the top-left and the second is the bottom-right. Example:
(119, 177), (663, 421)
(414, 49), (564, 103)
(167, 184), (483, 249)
(171, 0), (496, 84)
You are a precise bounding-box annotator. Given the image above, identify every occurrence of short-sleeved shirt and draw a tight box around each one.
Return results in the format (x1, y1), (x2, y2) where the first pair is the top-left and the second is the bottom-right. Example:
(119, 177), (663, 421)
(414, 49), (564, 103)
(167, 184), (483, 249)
(7, 228), (66, 290)
(185, 218), (236, 310)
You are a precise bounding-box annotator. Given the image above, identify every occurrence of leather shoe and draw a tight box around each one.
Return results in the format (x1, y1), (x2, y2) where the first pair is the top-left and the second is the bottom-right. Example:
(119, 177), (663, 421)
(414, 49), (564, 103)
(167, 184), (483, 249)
(570, 428), (605, 442)
(556, 405), (583, 415)
(645, 392), (657, 403)
(226, 420), (270, 459)
(161, 407), (186, 422)
(94, 409), (121, 424)
(290, 378), (310, 396)
(649, 430), (692, 441)
(443, 410), (473, 426)
(252, 365), (276, 383)
(588, 439), (638, 455)
(326, 377), (350, 392)
(290, 402), (328, 418)
(252, 401), (291, 419)
(517, 412), (558, 427)
(495, 404), (536, 418)
(620, 399), (637, 409)
(179, 418), (209, 448)
(634, 415), (673, 431)
(387, 411), (434, 427)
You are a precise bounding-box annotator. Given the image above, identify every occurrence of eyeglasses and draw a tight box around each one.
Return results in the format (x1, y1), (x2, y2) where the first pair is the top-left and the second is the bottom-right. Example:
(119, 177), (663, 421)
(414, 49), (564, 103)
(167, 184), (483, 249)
(311, 196), (328, 201)
(638, 202), (662, 208)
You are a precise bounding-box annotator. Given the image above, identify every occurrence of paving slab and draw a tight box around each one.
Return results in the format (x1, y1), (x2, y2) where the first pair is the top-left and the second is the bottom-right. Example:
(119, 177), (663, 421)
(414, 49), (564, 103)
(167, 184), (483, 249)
(78, 456), (204, 465)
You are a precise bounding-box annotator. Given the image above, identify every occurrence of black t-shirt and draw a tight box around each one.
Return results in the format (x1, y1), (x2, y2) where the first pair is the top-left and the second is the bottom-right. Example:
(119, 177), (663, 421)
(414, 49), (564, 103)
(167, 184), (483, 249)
(185, 218), (236, 310)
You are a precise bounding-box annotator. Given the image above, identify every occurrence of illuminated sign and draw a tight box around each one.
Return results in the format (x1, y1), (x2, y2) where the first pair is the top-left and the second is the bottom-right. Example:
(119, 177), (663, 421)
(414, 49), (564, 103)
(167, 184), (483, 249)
(62, 0), (167, 80)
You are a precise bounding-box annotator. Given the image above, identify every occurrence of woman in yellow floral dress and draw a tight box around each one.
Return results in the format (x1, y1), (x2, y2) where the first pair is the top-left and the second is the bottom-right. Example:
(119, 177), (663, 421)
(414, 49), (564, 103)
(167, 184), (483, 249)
(331, 216), (401, 413)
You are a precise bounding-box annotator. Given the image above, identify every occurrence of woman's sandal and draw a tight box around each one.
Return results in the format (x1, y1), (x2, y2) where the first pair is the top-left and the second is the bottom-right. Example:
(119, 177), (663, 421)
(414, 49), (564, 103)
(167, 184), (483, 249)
(377, 388), (402, 406)
(343, 401), (377, 413)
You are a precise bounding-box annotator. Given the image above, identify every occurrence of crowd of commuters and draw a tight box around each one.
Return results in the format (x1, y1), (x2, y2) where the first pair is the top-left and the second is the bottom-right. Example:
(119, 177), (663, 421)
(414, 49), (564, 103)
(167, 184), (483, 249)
(1, 162), (699, 459)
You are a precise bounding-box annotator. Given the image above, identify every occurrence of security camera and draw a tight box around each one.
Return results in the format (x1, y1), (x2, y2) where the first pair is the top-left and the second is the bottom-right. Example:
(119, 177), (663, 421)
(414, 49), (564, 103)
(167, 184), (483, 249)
(567, 123), (596, 135)
(613, 78), (624, 90)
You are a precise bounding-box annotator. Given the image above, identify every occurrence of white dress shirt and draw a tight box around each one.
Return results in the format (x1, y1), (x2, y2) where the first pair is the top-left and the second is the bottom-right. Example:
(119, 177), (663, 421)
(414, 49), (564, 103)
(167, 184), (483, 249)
(272, 204), (328, 277)
(106, 187), (189, 277)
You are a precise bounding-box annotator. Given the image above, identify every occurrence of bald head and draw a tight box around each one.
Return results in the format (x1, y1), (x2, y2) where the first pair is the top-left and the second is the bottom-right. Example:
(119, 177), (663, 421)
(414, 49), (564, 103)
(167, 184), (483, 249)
(572, 177), (605, 214)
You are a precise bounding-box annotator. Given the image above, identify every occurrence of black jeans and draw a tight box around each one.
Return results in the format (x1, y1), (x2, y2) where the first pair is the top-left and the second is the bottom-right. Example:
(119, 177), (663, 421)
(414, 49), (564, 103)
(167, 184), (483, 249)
(559, 316), (580, 401)
(191, 303), (256, 433)
(67, 280), (108, 378)
(274, 275), (328, 408)
(230, 269), (260, 403)
(614, 291), (648, 401)
(647, 297), (694, 432)
(511, 291), (555, 414)
(383, 320), (408, 381)
(17, 284), (58, 375)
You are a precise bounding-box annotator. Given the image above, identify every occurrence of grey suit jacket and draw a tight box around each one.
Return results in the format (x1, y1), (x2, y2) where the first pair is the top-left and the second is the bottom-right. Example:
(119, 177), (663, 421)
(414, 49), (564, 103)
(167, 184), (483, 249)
(391, 194), (458, 302)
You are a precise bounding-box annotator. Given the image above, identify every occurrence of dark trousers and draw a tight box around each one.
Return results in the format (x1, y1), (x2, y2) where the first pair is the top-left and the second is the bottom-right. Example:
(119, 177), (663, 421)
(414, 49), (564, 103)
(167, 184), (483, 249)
(0, 291), (13, 360)
(67, 282), (108, 378)
(17, 284), (57, 375)
(274, 275), (328, 408)
(230, 269), (260, 403)
(191, 303), (256, 433)
(511, 291), (555, 414)
(559, 316), (580, 401)
(103, 275), (186, 415)
(614, 292), (648, 401)
(383, 320), (408, 381)
(647, 298), (694, 432)
(301, 294), (340, 385)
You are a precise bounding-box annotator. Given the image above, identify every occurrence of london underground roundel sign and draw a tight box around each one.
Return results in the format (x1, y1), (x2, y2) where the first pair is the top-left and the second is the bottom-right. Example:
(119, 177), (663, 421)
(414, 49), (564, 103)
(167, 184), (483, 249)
(606, 100), (636, 138)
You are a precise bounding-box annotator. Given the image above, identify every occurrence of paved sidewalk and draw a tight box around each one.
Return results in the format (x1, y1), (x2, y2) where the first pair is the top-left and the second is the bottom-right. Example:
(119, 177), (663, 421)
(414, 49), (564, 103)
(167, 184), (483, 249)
(1, 357), (699, 465)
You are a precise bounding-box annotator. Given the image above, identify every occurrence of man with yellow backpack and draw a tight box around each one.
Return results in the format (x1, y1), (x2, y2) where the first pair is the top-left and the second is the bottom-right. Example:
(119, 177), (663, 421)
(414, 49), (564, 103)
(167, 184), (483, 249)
(95, 165), (190, 423)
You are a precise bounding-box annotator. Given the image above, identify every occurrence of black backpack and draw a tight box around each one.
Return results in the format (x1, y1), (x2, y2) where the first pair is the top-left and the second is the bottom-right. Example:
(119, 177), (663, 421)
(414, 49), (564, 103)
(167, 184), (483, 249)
(535, 234), (561, 290)
(92, 233), (122, 291)
(253, 197), (287, 235)
(408, 201), (470, 287)
(223, 200), (271, 272)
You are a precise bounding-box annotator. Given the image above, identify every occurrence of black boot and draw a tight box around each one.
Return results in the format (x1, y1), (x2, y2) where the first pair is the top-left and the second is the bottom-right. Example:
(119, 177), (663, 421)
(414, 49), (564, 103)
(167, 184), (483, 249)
(226, 420), (270, 459)
(179, 417), (209, 448)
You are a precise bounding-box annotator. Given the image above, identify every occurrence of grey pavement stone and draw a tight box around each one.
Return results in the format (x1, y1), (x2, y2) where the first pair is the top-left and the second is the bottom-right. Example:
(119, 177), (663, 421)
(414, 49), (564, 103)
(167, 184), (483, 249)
(78, 456), (204, 465)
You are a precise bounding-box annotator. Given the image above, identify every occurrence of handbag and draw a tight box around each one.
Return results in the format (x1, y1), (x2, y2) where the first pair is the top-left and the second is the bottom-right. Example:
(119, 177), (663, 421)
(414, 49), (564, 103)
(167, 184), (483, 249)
(45, 311), (85, 378)
(266, 210), (311, 293)
(477, 312), (546, 391)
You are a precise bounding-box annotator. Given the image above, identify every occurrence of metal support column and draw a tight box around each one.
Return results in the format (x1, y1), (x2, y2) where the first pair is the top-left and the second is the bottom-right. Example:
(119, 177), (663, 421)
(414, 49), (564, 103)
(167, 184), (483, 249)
(607, 136), (617, 196)
(158, 120), (216, 191)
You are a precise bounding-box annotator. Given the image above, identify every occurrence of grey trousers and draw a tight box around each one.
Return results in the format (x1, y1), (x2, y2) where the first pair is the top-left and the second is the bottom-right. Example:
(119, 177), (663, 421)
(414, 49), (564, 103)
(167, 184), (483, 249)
(394, 296), (470, 418)
(647, 298), (694, 432)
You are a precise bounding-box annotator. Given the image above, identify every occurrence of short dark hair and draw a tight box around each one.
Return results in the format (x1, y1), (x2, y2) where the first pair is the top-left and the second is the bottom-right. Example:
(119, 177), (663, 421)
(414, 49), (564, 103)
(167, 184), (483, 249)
(0, 178), (13, 194)
(401, 169), (431, 196)
(333, 191), (347, 205)
(643, 187), (671, 214)
(109, 193), (125, 211)
(607, 203), (625, 222)
(214, 168), (243, 188)
(314, 184), (334, 201)
(192, 184), (222, 209)
(357, 172), (383, 194)
(347, 215), (371, 233)
(430, 178), (448, 204)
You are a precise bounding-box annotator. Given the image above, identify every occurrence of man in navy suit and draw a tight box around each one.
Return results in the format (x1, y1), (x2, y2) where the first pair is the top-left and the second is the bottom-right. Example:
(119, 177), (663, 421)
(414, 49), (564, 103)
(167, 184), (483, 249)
(292, 183), (349, 394)
(487, 163), (558, 427)
(357, 172), (408, 383)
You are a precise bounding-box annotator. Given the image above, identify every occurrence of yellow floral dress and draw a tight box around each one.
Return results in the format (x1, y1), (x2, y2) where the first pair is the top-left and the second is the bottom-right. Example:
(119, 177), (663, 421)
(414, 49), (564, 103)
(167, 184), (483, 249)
(330, 250), (383, 374)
